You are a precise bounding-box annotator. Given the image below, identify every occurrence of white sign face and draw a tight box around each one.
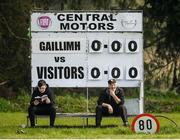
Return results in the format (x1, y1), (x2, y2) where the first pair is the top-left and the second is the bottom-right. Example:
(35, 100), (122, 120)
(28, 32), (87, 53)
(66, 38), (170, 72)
(32, 38), (86, 54)
(31, 54), (87, 87)
(131, 114), (160, 134)
(31, 12), (142, 32)
(31, 11), (143, 87)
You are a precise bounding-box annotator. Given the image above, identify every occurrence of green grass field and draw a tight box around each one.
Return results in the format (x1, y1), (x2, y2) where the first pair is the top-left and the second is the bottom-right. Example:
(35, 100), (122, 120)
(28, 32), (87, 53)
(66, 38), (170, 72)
(0, 112), (179, 139)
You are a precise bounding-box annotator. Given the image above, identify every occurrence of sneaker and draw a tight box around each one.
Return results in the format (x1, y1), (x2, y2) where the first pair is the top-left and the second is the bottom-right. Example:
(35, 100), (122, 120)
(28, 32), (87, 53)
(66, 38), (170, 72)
(49, 124), (54, 128)
(123, 122), (129, 127)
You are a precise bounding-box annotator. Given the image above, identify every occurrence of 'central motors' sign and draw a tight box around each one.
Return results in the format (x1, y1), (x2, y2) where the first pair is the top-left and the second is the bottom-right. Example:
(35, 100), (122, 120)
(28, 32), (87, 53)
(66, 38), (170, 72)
(31, 12), (142, 32)
(31, 11), (143, 87)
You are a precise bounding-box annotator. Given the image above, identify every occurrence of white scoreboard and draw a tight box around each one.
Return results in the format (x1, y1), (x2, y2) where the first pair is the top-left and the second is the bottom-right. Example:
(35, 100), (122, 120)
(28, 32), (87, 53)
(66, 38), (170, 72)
(31, 11), (143, 87)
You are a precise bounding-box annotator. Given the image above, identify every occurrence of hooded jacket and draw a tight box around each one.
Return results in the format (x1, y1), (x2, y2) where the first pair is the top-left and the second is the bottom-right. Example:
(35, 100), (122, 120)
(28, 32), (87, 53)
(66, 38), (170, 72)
(30, 84), (55, 107)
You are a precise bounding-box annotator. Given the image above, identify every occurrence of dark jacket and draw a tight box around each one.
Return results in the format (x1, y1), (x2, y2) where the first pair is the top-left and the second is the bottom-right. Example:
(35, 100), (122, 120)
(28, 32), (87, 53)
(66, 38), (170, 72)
(30, 84), (55, 107)
(97, 87), (125, 108)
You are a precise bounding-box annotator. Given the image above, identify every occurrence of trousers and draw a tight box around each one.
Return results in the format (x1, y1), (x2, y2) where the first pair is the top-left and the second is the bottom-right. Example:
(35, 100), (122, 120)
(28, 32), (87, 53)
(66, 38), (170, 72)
(96, 105), (128, 126)
(28, 105), (56, 127)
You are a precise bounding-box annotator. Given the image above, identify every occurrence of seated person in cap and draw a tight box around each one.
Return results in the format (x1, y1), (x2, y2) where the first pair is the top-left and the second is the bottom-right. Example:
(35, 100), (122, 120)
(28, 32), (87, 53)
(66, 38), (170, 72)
(95, 79), (129, 127)
(28, 80), (56, 127)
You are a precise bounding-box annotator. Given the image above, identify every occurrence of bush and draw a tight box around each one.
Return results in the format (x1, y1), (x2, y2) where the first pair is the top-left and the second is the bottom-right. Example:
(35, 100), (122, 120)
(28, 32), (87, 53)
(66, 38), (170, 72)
(0, 87), (179, 113)
(144, 88), (180, 113)
(11, 94), (30, 112)
(0, 98), (14, 112)
(56, 95), (87, 112)
(145, 98), (180, 113)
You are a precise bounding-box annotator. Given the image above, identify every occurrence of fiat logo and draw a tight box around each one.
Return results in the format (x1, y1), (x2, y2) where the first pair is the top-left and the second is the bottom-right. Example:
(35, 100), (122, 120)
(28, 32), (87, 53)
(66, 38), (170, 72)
(37, 16), (52, 29)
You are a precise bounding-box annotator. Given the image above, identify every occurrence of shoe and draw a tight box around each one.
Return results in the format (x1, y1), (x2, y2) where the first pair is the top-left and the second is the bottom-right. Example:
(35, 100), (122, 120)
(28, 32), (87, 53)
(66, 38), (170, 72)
(49, 125), (54, 128)
(123, 122), (129, 127)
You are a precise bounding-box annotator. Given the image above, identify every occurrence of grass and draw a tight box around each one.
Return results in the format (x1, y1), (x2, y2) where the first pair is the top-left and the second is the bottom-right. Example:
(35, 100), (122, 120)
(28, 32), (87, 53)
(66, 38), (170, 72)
(0, 112), (180, 139)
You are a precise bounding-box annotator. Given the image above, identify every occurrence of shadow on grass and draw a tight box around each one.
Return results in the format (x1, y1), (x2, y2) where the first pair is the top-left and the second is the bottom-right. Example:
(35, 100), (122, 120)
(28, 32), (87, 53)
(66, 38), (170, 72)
(28, 124), (118, 129)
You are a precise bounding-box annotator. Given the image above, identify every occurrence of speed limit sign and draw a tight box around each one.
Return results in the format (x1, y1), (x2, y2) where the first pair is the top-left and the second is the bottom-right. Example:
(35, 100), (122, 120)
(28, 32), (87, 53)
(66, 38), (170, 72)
(131, 114), (160, 134)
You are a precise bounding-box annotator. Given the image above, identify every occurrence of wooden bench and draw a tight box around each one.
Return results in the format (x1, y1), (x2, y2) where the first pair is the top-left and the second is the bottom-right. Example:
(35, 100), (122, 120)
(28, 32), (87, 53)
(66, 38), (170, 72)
(26, 98), (140, 127)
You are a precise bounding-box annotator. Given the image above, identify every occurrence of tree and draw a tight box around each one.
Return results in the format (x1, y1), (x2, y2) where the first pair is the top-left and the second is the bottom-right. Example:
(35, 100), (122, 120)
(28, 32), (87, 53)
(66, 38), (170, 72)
(142, 0), (180, 90)
(0, 0), (32, 94)
(32, 0), (139, 10)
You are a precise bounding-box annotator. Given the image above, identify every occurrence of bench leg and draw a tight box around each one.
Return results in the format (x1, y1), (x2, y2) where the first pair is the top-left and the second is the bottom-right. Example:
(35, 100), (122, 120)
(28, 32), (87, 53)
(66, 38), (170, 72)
(86, 118), (88, 126)
(27, 116), (29, 127)
(82, 117), (85, 128)
(35, 115), (37, 125)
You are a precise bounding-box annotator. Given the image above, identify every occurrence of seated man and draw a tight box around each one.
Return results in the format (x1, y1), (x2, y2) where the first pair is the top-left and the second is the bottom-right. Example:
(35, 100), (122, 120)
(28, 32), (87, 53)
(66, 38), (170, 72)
(28, 80), (56, 127)
(96, 79), (129, 127)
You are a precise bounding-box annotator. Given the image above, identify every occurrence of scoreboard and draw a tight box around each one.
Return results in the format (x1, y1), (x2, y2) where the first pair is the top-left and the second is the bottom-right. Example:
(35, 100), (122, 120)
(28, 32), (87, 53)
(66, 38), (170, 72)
(31, 11), (143, 87)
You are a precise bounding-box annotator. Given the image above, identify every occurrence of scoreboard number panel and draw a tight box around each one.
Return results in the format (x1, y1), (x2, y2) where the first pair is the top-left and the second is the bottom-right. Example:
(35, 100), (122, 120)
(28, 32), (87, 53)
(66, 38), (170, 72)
(89, 39), (103, 53)
(125, 39), (139, 53)
(108, 39), (124, 53)
(126, 66), (141, 80)
(88, 66), (103, 80)
(108, 66), (123, 79)
(131, 114), (160, 134)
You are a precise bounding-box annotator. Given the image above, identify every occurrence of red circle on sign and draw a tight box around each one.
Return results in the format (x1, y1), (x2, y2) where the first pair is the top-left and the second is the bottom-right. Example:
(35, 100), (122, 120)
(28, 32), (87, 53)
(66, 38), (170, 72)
(131, 113), (160, 133)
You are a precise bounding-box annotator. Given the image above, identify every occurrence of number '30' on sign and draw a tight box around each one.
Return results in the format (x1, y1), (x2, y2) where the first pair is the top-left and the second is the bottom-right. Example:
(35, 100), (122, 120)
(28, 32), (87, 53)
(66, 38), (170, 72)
(131, 114), (160, 134)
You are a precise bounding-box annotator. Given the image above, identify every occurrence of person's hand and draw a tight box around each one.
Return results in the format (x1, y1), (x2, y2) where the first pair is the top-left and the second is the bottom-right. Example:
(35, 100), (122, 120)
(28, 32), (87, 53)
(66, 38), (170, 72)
(109, 89), (115, 96)
(107, 104), (113, 114)
(45, 97), (51, 104)
(42, 96), (48, 102)
(34, 100), (39, 105)
(41, 95), (50, 104)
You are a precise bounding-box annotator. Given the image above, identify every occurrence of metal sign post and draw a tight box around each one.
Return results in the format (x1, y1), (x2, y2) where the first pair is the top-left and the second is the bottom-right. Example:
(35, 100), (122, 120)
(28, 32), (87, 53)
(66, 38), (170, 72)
(86, 87), (89, 114)
(140, 80), (144, 114)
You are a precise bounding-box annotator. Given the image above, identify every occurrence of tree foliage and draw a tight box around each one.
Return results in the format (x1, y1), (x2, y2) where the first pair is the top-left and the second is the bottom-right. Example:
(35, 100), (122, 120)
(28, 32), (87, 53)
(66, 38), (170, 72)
(143, 0), (180, 90)
(0, 0), (31, 93)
